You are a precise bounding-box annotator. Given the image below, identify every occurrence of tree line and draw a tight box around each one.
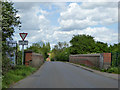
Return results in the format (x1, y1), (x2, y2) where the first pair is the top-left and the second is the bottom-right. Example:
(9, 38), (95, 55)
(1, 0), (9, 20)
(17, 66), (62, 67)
(50, 34), (120, 63)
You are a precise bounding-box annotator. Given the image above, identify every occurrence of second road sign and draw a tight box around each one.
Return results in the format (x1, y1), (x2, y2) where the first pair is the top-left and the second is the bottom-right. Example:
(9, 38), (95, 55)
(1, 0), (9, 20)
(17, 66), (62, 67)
(19, 40), (28, 45)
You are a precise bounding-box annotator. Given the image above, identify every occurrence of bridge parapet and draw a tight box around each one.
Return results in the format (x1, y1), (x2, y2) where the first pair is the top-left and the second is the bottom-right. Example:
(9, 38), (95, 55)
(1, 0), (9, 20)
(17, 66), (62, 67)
(69, 53), (111, 69)
(24, 50), (44, 68)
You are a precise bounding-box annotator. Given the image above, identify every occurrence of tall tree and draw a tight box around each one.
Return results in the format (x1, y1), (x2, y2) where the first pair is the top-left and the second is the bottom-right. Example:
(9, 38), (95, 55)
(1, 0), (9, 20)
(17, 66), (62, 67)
(2, 1), (21, 74)
(70, 34), (95, 54)
(94, 41), (109, 53)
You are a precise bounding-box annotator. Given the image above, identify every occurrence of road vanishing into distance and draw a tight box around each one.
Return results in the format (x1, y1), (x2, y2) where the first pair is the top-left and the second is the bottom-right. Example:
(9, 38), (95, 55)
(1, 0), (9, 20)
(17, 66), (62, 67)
(12, 61), (118, 88)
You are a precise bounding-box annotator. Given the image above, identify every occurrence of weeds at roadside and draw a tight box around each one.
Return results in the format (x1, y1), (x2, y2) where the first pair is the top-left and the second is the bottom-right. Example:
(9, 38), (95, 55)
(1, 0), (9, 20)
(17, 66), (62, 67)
(2, 65), (37, 88)
(71, 62), (120, 74)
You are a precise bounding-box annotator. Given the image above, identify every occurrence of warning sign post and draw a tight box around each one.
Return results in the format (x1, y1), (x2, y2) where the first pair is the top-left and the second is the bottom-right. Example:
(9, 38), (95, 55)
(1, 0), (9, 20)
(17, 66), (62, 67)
(19, 33), (28, 65)
(19, 33), (28, 41)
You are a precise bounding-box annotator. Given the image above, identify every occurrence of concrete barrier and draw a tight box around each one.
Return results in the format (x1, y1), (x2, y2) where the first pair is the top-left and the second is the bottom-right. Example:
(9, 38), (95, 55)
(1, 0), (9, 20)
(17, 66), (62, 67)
(69, 53), (111, 69)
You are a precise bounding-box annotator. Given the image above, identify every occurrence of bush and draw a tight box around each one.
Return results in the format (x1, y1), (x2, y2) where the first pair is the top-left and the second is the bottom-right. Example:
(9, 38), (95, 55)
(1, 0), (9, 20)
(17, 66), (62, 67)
(107, 68), (114, 73)
(100, 69), (107, 72)
(2, 65), (37, 88)
(106, 67), (120, 74)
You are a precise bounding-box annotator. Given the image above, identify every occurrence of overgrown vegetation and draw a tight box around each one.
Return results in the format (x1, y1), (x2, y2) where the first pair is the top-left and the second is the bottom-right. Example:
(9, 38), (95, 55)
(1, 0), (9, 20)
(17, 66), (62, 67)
(50, 42), (70, 61)
(26, 41), (51, 60)
(74, 63), (120, 74)
(2, 1), (21, 74)
(106, 67), (120, 74)
(69, 34), (110, 54)
(2, 65), (37, 88)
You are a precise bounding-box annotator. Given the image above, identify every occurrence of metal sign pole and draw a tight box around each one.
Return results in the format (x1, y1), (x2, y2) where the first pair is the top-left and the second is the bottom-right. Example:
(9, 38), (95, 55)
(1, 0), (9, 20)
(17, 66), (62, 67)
(19, 33), (28, 65)
(16, 43), (17, 65)
(22, 42), (24, 65)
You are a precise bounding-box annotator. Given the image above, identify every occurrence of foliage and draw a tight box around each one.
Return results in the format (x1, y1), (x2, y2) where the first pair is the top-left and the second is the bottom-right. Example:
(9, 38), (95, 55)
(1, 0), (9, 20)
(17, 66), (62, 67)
(69, 34), (95, 54)
(109, 43), (120, 53)
(69, 34), (110, 54)
(72, 62), (120, 74)
(94, 41), (109, 53)
(51, 34), (120, 67)
(50, 42), (69, 61)
(26, 41), (51, 60)
(109, 43), (120, 67)
(50, 52), (55, 61)
(2, 1), (21, 74)
(104, 67), (120, 74)
(16, 51), (22, 65)
(111, 52), (120, 67)
(2, 65), (37, 88)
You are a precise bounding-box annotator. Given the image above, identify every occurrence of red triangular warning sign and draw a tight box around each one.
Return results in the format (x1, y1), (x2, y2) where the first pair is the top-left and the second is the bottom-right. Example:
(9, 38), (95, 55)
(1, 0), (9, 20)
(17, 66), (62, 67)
(19, 33), (28, 41)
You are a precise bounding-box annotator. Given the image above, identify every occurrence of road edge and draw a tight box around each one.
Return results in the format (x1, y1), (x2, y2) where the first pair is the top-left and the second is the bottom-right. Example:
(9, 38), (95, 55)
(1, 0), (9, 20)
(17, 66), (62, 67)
(65, 62), (119, 80)
(9, 63), (45, 88)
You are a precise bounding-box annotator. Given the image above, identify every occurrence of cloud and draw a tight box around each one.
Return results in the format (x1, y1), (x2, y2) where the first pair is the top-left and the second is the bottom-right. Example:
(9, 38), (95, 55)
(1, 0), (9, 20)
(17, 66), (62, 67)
(83, 27), (118, 44)
(13, 3), (52, 46)
(51, 27), (118, 45)
(81, 2), (118, 9)
(13, 2), (118, 49)
(58, 2), (118, 31)
(15, 3), (49, 30)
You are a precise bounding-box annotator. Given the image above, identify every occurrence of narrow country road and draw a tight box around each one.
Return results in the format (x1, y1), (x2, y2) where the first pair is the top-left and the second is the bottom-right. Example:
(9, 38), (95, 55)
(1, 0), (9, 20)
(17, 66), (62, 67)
(12, 61), (118, 88)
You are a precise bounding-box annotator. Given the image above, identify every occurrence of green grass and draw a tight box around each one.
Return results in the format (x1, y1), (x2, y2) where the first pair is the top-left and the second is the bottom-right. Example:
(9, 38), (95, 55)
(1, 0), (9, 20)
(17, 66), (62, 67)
(106, 67), (120, 74)
(70, 62), (120, 74)
(2, 65), (37, 88)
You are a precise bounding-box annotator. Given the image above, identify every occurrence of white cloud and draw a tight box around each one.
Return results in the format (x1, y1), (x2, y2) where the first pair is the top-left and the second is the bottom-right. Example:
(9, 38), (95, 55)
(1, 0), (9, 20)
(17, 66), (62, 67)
(83, 27), (118, 44)
(14, 26), (118, 49)
(13, 3), (52, 46)
(14, 2), (51, 30)
(39, 9), (49, 15)
(58, 2), (118, 31)
(51, 27), (118, 45)
(13, 2), (118, 49)
(81, 2), (118, 9)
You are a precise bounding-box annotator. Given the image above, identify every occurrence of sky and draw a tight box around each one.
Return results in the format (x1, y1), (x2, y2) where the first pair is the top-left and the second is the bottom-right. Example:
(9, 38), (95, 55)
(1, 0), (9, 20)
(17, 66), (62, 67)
(12, 1), (118, 49)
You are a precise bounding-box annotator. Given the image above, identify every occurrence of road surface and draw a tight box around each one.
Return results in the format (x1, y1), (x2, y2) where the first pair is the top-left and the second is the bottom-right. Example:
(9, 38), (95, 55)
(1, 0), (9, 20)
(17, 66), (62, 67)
(12, 61), (118, 88)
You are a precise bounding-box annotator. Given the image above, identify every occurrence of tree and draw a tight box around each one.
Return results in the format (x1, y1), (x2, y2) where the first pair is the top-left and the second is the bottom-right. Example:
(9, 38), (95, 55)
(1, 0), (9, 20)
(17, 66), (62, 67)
(2, 1), (21, 74)
(108, 43), (120, 67)
(51, 42), (70, 61)
(58, 42), (63, 49)
(27, 41), (51, 60)
(109, 43), (120, 53)
(70, 34), (96, 54)
(94, 41), (109, 53)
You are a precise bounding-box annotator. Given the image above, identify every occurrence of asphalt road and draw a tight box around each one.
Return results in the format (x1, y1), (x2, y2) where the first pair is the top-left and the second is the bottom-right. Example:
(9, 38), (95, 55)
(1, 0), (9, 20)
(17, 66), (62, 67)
(12, 61), (118, 88)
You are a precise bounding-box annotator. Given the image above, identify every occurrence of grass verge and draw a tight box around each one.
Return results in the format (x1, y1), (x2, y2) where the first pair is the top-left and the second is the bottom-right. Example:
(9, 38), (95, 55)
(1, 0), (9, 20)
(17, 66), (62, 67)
(2, 65), (37, 88)
(102, 67), (120, 74)
(69, 62), (120, 74)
